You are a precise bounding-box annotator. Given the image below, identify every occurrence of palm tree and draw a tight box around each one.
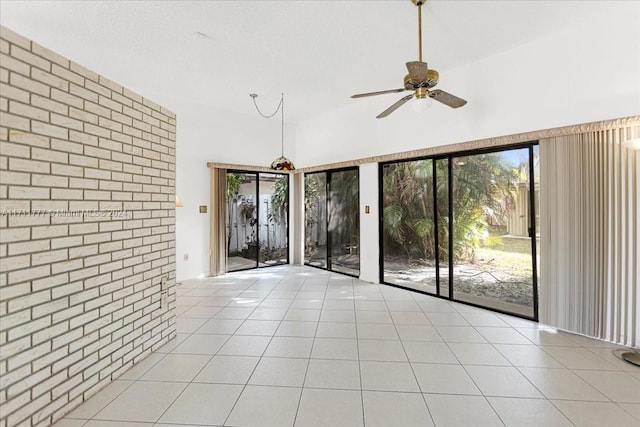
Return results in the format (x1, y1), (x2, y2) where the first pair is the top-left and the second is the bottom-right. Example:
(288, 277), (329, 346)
(383, 153), (518, 263)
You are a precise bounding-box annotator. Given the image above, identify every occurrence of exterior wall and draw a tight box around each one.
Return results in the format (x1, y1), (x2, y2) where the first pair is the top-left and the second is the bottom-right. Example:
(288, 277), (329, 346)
(0, 27), (177, 426)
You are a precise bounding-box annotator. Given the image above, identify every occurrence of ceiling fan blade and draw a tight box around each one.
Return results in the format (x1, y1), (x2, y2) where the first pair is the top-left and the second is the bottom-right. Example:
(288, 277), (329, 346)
(429, 89), (467, 108)
(376, 94), (415, 119)
(406, 61), (429, 82)
(351, 88), (407, 99)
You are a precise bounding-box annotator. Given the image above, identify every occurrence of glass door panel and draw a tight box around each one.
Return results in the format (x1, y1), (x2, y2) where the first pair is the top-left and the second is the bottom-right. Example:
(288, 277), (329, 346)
(328, 169), (360, 276)
(258, 173), (289, 266)
(227, 172), (258, 272)
(304, 173), (328, 268)
(436, 158), (450, 298)
(381, 160), (437, 293)
(451, 148), (535, 318)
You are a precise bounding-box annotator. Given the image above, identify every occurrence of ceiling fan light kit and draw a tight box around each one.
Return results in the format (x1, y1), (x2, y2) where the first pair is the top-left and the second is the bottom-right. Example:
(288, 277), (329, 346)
(352, 0), (467, 118)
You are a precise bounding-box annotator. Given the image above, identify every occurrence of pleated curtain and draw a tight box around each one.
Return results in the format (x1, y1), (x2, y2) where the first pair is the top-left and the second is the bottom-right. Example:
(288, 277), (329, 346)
(540, 126), (639, 347)
(209, 168), (228, 276)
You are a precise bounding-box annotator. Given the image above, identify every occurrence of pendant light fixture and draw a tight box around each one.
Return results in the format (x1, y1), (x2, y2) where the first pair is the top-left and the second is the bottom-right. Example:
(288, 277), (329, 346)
(250, 93), (295, 171)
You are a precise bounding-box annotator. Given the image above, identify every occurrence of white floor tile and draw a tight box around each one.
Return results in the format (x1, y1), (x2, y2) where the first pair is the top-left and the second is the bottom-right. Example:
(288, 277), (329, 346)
(249, 357), (309, 387)
(215, 307), (255, 319)
(83, 421), (151, 427)
(216, 335), (271, 356)
(552, 400), (640, 427)
(488, 397), (573, 427)
(248, 308), (288, 320)
(320, 309), (356, 323)
(66, 380), (134, 419)
(311, 338), (359, 360)
(542, 346), (621, 370)
(140, 354), (211, 382)
(315, 322), (356, 339)
(286, 308), (321, 321)
(235, 319), (281, 336)
(94, 381), (186, 423)
(304, 359), (361, 390)
(423, 394), (503, 427)
(171, 333), (229, 355)
(390, 311), (431, 325)
(617, 403), (640, 421)
(403, 341), (459, 364)
(295, 388), (363, 427)
(515, 328), (581, 347)
(435, 326), (487, 343)
(118, 353), (166, 380)
(459, 312), (509, 327)
(518, 367), (608, 401)
(412, 363), (481, 395)
(360, 361), (420, 392)
(180, 305), (223, 318)
(357, 323), (399, 340)
(275, 321), (318, 337)
(355, 311), (393, 324)
(395, 324), (442, 341)
(226, 385), (301, 427)
(465, 365), (543, 398)
(264, 336), (314, 358)
(358, 339), (407, 362)
(158, 383), (242, 425)
(355, 301), (388, 311)
(425, 312), (469, 326)
(475, 326), (533, 344)
(363, 391), (434, 427)
(176, 317), (207, 333)
(51, 420), (87, 427)
(194, 355), (259, 384)
(447, 343), (511, 366)
(62, 266), (638, 427)
(323, 299), (355, 310)
(573, 369), (640, 403)
(493, 344), (564, 368)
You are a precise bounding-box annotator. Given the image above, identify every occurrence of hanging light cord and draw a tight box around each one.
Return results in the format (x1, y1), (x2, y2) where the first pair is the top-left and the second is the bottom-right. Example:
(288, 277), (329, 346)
(250, 93), (285, 156)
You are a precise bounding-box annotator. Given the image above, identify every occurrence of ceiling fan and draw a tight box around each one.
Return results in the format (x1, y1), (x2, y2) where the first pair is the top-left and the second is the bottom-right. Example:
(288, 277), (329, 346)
(351, 0), (467, 118)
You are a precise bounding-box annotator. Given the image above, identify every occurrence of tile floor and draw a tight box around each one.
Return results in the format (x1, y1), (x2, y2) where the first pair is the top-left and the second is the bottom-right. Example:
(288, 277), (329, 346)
(55, 266), (640, 427)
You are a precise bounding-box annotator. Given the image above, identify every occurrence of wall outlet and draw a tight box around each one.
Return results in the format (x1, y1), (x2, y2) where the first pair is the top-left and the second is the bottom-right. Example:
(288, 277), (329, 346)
(183, 253), (189, 261)
(161, 275), (167, 291)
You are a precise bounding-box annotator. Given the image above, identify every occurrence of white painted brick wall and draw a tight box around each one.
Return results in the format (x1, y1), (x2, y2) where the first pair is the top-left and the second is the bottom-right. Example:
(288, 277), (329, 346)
(0, 26), (176, 427)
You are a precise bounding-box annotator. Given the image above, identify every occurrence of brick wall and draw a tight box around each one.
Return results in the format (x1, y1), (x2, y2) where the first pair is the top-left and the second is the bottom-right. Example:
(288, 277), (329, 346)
(0, 27), (177, 426)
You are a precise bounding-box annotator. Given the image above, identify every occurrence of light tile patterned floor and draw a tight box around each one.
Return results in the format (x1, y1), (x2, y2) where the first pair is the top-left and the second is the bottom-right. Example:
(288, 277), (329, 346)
(55, 266), (640, 427)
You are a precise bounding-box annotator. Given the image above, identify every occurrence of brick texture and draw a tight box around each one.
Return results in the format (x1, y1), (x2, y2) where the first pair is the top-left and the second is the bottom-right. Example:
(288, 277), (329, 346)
(0, 26), (177, 427)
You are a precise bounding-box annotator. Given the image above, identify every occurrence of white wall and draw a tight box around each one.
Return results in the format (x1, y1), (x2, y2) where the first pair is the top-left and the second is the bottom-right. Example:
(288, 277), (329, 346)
(171, 101), (296, 281)
(358, 163), (379, 283)
(295, 2), (640, 167)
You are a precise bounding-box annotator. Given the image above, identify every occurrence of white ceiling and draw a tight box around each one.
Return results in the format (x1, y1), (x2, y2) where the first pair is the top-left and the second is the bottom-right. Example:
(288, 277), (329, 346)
(0, 0), (610, 122)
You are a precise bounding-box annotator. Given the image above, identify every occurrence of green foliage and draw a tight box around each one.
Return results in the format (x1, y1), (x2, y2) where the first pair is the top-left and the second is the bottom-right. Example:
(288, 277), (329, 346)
(267, 175), (288, 224)
(383, 154), (519, 262)
(226, 173), (244, 197)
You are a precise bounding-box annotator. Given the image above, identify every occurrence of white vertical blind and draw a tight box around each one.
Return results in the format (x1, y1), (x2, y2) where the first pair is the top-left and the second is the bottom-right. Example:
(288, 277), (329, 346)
(540, 126), (639, 347)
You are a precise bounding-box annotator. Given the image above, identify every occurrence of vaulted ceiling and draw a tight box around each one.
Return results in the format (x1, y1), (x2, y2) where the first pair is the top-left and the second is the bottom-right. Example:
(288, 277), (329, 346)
(0, 0), (610, 122)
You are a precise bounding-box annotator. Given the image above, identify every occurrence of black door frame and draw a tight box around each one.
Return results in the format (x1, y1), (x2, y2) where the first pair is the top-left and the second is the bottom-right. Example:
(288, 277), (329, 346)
(226, 169), (290, 272)
(304, 166), (361, 278)
(378, 142), (539, 321)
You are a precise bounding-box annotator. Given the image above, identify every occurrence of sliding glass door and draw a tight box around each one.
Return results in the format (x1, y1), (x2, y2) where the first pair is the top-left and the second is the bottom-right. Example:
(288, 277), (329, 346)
(380, 144), (538, 319)
(226, 171), (289, 272)
(451, 147), (537, 318)
(305, 168), (360, 276)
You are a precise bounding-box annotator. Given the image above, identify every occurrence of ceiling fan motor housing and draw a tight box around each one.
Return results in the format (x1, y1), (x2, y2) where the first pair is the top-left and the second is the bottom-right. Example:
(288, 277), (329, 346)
(404, 69), (439, 89)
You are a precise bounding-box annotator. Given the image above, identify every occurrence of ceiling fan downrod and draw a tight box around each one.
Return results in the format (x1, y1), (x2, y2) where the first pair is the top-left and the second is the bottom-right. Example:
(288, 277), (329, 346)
(413, 0), (426, 62)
